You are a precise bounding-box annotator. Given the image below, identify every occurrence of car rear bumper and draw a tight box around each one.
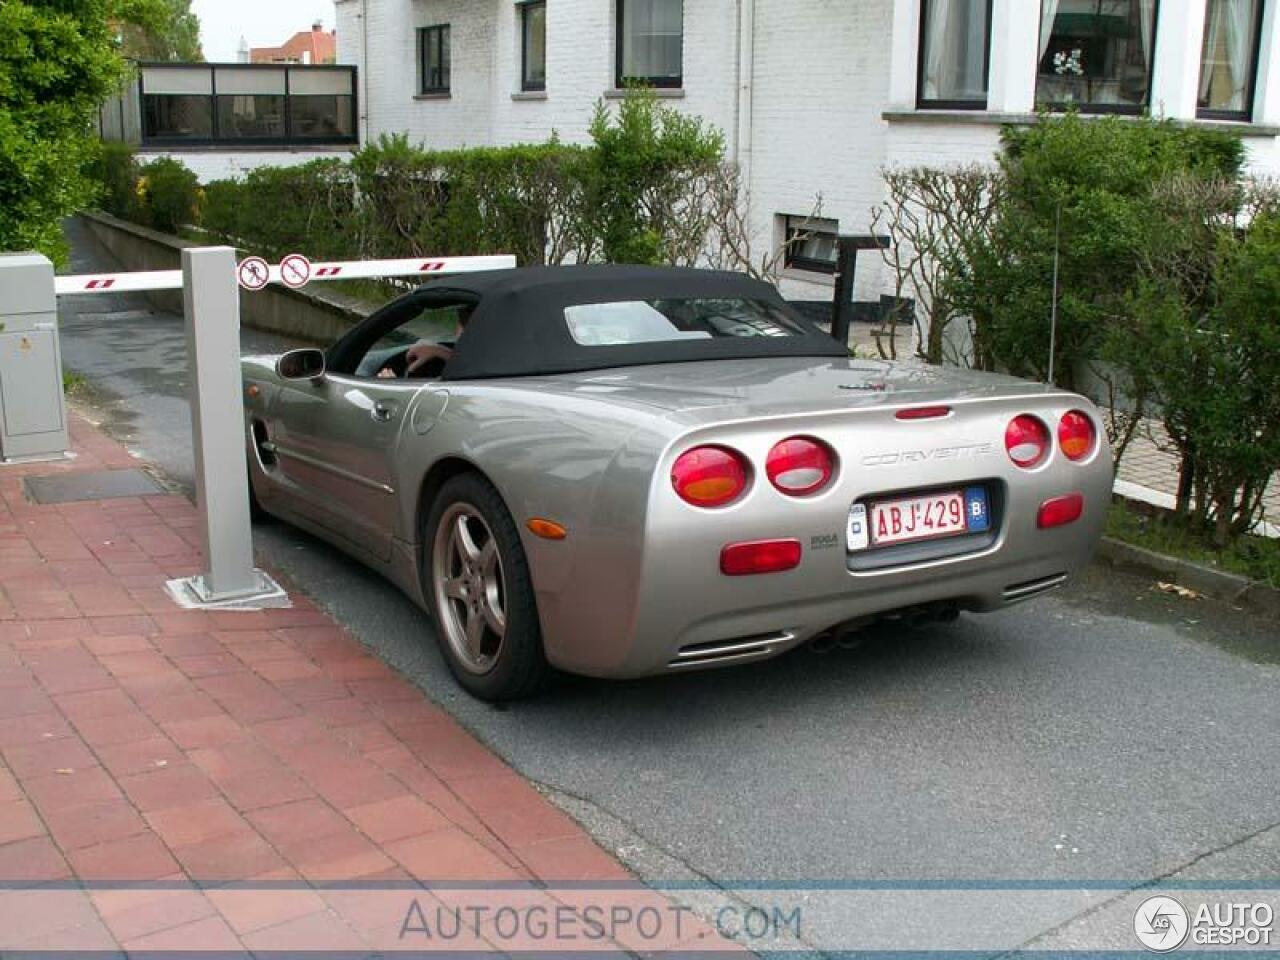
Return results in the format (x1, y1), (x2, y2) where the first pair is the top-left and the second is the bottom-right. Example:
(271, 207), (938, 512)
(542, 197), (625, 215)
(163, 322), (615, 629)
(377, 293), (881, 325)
(537, 393), (1113, 679)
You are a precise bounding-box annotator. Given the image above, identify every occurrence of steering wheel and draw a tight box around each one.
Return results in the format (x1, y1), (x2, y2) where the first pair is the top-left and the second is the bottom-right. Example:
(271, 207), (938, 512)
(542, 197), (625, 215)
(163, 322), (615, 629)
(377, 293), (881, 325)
(405, 355), (446, 379)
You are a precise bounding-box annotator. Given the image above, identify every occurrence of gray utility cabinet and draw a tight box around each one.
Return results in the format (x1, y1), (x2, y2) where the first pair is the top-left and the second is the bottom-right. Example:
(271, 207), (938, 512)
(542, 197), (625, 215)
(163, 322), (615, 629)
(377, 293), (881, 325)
(0, 253), (69, 461)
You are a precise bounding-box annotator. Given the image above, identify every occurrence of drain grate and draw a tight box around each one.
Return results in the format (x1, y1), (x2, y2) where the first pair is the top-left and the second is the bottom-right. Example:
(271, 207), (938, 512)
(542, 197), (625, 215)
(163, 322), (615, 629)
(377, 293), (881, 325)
(24, 469), (164, 504)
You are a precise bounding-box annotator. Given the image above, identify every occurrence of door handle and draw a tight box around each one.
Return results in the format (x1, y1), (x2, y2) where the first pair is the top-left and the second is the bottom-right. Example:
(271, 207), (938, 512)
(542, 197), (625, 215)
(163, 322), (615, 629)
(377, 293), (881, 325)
(371, 401), (397, 423)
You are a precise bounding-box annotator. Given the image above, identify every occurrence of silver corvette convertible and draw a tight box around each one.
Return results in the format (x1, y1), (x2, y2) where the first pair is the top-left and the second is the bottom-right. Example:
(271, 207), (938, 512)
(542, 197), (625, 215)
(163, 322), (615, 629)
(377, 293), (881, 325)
(243, 265), (1111, 699)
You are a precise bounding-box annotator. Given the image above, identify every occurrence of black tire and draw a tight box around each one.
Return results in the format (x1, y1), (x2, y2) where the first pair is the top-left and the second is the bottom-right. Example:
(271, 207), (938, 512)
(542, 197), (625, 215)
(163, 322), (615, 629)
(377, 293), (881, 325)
(246, 466), (271, 523)
(422, 472), (552, 701)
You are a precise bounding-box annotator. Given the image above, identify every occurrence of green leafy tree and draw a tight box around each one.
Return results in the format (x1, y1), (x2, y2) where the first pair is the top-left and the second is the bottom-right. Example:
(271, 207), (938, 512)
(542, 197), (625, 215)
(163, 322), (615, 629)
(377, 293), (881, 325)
(0, 0), (128, 262)
(116, 0), (203, 62)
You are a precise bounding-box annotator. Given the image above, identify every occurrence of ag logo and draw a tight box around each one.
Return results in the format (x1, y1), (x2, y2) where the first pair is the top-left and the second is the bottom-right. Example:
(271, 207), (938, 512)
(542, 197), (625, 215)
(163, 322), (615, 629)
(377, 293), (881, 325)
(1134, 895), (1190, 952)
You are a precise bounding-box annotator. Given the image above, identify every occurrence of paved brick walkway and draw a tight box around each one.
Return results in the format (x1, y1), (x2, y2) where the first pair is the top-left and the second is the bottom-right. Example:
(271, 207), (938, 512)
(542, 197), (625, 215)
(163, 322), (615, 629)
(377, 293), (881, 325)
(0, 415), (741, 955)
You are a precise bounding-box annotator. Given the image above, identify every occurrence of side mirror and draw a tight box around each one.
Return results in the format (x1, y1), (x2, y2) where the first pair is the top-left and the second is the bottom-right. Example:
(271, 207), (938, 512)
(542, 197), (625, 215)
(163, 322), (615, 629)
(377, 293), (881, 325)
(276, 348), (326, 382)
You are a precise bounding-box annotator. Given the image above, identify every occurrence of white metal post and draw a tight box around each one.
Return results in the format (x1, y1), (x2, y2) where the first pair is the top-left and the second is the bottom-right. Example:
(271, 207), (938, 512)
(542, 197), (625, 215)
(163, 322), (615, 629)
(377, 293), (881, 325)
(169, 247), (285, 607)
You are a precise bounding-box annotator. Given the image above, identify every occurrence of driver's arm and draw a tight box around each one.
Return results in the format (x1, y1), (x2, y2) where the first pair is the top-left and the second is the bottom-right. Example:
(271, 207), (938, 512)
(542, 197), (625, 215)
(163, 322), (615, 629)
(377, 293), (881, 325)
(405, 339), (454, 374)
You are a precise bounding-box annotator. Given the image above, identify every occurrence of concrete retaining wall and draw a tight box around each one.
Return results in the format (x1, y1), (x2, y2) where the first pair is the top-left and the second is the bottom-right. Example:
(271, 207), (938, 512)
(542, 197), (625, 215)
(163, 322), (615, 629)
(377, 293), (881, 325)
(78, 211), (369, 345)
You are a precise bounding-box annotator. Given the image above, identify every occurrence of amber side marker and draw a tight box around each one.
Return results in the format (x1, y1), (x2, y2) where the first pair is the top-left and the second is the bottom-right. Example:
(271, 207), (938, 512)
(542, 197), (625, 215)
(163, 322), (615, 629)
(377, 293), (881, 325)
(246, 384), (260, 398)
(527, 518), (568, 540)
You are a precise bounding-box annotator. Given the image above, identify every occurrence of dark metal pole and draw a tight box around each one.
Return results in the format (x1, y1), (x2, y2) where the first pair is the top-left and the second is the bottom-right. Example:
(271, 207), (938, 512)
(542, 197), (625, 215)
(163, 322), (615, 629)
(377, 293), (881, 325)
(830, 234), (890, 348)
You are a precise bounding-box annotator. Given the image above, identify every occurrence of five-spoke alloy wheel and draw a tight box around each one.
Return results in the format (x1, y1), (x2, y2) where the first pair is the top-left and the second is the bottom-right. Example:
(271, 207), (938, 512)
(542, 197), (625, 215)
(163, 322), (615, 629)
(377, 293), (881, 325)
(433, 503), (507, 674)
(423, 472), (550, 700)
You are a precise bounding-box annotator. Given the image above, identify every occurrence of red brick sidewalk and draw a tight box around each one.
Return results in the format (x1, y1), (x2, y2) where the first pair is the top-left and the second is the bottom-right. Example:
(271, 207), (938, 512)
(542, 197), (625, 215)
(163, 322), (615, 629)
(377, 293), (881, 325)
(0, 415), (740, 955)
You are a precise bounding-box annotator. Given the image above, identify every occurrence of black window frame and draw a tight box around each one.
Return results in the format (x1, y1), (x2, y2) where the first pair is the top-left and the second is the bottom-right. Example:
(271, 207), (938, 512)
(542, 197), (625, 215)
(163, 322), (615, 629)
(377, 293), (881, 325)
(1196, 0), (1266, 122)
(1034, 0), (1161, 116)
(520, 0), (547, 92)
(782, 215), (839, 276)
(136, 62), (358, 148)
(418, 24), (451, 95)
(916, 0), (995, 111)
(615, 0), (683, 89)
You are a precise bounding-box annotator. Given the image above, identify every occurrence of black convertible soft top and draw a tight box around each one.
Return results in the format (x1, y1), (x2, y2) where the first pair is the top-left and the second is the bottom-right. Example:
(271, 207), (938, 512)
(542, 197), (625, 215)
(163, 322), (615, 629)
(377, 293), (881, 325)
(414, 265), (847, 381)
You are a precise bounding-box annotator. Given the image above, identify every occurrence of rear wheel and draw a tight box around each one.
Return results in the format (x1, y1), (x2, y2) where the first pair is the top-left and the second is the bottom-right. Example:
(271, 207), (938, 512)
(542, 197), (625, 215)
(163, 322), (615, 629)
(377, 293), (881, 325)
(245, 425), (272, 523)
(423, 473), (551, 700)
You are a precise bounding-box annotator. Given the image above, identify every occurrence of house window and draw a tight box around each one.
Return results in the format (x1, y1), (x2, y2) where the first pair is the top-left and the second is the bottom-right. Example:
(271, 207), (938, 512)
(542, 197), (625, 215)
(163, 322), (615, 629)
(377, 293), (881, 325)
(782, 215), (839, 275)
(521, 1), (547, 91)
(1198, 0), (1264, 120)
(419, 24), (451, 94)
(213, 67), (285, 140)
(918, 0), (993, 108)
(1036, 0), (1157, 113)
(617, 0), (682, 88)
(138, 64), (356, 146)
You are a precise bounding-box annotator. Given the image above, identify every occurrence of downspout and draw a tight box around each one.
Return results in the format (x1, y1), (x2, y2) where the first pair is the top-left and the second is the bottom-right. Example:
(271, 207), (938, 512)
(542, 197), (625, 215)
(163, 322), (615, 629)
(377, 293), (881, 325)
(733, 0), (755, 219)
(360, 0), (371, 143)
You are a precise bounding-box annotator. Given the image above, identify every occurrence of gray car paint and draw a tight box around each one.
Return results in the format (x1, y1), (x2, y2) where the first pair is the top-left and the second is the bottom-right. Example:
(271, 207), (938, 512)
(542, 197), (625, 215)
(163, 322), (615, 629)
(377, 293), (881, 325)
(242, 354), (1112, 679)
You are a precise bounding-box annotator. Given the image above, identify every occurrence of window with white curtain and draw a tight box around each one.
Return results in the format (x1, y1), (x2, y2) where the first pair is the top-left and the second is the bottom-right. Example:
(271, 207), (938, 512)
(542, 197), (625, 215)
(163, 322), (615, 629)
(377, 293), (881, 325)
(918, 0), (993, 107)
(617, 0), (683, 88)
(1035, 0), (1157, 113)
(1198, 0), (1263, 119)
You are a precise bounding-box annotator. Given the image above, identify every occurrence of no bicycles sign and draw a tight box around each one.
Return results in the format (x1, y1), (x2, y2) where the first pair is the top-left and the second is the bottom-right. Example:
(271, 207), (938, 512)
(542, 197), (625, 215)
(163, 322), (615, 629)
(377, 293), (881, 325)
(279, 253), (312, 289)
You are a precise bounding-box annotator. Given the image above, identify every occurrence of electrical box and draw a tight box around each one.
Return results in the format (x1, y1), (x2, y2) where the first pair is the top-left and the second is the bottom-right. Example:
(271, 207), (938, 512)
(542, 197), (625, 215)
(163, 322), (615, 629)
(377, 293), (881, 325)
(0, 253), (69, 461)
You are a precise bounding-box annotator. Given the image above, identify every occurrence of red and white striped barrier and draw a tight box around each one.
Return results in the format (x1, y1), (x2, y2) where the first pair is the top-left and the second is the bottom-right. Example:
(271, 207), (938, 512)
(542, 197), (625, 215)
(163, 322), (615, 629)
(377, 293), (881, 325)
(53, 254), (517, 296)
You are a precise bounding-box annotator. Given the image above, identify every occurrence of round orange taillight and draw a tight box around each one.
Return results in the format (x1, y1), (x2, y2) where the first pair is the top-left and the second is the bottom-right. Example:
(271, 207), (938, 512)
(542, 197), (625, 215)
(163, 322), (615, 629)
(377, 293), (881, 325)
(1005, 415), (1050, 469)
(765, 437), (835, 496)
(671, 445), (750, 508)
(1058, 410), (1096, 462)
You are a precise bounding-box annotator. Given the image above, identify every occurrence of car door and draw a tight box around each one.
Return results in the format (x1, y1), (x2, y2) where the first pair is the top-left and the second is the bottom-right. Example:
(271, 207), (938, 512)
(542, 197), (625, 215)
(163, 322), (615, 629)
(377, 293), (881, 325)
(262, 297), (467, 561)
(267, 373), (421, 562)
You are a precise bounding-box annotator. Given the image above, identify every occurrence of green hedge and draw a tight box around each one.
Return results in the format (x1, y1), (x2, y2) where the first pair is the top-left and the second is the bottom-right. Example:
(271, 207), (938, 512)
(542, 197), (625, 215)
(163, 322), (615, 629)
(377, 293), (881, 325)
(87, 142), (140, 220)
(971, 113), (1244, 391)
(91, 91), (730, 270)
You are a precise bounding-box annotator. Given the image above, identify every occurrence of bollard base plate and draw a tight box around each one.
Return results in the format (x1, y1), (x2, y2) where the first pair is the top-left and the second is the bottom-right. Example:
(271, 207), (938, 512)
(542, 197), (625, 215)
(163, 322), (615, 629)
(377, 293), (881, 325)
(165, 569), (290, 611)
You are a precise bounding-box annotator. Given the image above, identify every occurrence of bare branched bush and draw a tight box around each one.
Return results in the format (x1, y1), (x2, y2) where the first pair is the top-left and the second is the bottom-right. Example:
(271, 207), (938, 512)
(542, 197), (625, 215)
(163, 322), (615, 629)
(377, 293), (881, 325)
(699, 164), (823, 283)
(869, 165), (1004, 364)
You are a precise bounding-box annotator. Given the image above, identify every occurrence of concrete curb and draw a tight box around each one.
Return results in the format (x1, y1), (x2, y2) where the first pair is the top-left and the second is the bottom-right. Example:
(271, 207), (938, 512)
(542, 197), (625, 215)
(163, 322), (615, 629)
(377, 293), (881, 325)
(1094, 537), (1280, 617)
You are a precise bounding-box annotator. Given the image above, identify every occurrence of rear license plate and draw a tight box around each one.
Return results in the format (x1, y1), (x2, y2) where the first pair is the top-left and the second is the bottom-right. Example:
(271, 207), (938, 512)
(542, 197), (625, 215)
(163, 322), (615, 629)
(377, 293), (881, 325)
(847, 486), (990, 551)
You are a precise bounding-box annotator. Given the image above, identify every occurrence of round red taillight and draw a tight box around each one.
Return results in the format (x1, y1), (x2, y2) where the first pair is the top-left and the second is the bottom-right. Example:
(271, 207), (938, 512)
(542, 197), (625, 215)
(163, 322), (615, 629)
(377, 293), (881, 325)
(1058, 410), (1096, 462)
(1005, 415), (1050, 469)
(671, 445), (749, 508)
(765, 437), (835, 496)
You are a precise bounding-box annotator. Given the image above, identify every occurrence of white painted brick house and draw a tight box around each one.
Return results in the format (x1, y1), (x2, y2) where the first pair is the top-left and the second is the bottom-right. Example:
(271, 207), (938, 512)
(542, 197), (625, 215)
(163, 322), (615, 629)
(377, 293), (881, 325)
(334, 0), (1280, 302)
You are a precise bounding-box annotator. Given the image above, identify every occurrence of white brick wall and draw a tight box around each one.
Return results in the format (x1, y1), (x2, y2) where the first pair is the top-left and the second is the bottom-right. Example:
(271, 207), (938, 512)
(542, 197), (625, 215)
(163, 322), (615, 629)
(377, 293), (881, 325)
(334, 0), (1280, 308)
(139, 150), (354, 183)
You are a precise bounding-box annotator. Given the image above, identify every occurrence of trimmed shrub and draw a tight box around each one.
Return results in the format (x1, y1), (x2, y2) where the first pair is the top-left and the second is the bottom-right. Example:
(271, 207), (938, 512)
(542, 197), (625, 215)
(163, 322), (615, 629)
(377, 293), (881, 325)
(970, 113), (1244, 391)
(586, 90), (725, 264)
(87, 142), (140, 219)
(136, 156), (199, 234)
(349, 135), (592, 266)
(201, 159), (355, 260)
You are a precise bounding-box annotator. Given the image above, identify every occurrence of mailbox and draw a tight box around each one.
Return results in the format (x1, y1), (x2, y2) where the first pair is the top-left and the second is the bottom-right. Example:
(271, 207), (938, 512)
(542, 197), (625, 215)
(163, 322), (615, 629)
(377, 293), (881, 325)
(0, 253), (69, 461)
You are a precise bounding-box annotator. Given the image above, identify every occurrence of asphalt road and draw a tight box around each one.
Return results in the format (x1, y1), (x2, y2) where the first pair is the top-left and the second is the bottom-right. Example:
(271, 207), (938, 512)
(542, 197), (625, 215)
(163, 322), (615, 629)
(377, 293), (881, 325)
(54, 220), (1280, 950)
